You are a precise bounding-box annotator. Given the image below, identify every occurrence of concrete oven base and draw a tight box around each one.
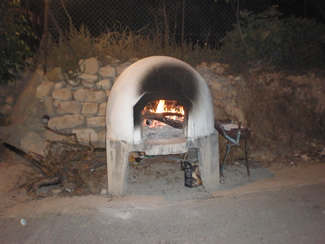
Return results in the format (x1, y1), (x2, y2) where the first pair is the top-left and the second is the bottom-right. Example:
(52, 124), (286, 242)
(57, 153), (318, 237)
(106, 132), (219, 196)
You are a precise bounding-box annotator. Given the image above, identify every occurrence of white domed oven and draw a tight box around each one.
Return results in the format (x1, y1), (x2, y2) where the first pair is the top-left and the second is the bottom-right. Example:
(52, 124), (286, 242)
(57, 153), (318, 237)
(106, 56), (219, 196)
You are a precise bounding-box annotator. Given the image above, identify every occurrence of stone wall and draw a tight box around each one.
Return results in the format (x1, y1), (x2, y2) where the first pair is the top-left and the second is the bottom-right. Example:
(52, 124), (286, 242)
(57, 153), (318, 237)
(197, 62), (247, 124)
(35, 57), (137, 150)
(35, 57), (250, 152)
(197, 62), (325, 130)
(1, 56), (324, 157)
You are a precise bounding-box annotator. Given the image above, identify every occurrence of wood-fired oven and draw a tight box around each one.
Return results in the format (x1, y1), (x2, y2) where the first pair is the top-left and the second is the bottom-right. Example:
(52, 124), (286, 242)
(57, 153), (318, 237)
(106, 56), (219, 196)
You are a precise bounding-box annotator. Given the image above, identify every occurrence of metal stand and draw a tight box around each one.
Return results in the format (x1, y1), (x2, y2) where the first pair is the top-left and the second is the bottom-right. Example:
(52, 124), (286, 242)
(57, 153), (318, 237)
(215, 121), (251, 177)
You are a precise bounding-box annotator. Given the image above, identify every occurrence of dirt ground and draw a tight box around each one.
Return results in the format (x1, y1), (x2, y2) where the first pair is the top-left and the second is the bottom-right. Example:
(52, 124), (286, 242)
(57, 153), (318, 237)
(0, 141), (272, 204)
(1, 138), (324, 219)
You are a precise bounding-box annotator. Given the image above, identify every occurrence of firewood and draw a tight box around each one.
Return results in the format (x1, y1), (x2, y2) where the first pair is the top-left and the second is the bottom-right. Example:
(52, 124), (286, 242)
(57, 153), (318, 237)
(3, 135), (107, 196)
(3, 143), (49, 177)
(27, 176), (61, 193)
(142, 112), (184, 129)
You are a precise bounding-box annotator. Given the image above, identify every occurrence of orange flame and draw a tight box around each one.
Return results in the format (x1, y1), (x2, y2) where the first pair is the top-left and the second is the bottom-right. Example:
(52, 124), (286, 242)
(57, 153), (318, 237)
(145, 100), (184, 127)
(150, 100), (184, 115)
(156, 100), (165, 113)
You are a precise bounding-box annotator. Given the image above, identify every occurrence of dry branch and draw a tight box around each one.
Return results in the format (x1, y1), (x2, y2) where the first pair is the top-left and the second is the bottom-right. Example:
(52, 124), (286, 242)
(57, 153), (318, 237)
(3, 143), (48, 177)
(3, 139), (106, 196)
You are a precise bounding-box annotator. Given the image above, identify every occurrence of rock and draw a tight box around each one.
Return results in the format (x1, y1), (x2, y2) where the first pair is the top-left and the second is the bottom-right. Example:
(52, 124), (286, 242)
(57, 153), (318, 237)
(48, 114), (85, 129)
(116, 62), (132, 76)
(53, 99), (60, 107)
(43, 129), (70, 142)
(210, 62), (220, 70)
(105, 55), (114, 63)
(86, 116), (105, 128)
(301, 154), (309, 162)
(224, 103), (246, 124)
(54, 81), (66, 89)
(98, 129), (106, 142)
(78, 73), (98, 81)
(43, 96), (55, 116)
(215, 67), (225, 75)
(82, 102), (98, 115)
(52, 189), (62, 194)
(116, 66), (128, 76)
(232, 107), (246, 124)
(20, 131), (46, 156)
(79, 57), (99, 75)
(320, 147), (325, 156)
(52, 88), (73, 101)
(196, 62), (209, 73)
(66, 79), (82, 88)
(210, 63), (226, 75)
(234, 76), (244, 82)
(99, 65), (116, 79)
(105, 55), (114, 64)
(128, 57), (139, 63)
(113, 59), (121, 65)
(36, 81), (55, 99)
(82, 80), (96, 89)
(46, 67), (65, 82)
(65, 182), (75, 193)
(120, 61), (132, 67)
(72, 128), (99, 143)
(97, 102), (107, 116)
(198, 62), (207, 68)
(96, 79), (113, 90)
(57, 100), (81, 114)
(100, 188), (108, 195)
(73, 88), (107, 103)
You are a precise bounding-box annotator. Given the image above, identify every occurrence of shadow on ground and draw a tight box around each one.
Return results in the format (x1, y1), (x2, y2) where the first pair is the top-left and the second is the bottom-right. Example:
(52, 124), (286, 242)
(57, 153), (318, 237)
(127, 155), (274, 202)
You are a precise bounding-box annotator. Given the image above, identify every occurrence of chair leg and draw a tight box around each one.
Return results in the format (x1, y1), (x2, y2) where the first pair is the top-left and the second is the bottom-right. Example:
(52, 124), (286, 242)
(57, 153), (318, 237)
(220, 143), (231, 177)
(244, 139), (250, 177)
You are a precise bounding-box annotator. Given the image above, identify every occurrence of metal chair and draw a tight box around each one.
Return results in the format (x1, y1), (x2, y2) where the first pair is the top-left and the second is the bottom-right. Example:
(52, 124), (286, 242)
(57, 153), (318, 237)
(215, 120), (251, 177)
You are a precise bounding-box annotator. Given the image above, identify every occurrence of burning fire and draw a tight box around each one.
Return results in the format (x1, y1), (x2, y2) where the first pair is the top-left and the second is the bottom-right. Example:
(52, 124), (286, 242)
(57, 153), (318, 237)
(150, 100), (184, 115)
(144, 100), (184, 127)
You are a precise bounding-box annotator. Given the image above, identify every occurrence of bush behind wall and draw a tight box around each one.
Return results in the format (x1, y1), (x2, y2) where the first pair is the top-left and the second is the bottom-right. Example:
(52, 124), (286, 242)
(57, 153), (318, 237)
(220, 8), (325, 73)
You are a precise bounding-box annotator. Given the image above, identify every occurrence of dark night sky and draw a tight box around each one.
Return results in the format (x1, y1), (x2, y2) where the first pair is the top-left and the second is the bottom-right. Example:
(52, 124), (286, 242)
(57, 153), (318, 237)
(23, 0), (325, 45)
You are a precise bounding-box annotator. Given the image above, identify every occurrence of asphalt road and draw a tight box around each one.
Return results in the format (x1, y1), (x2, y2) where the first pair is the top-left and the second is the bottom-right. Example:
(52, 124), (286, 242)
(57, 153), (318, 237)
(1, 183), (324, 244)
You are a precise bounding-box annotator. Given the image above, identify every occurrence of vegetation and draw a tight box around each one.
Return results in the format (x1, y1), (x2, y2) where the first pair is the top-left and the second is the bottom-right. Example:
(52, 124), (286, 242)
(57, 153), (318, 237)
(45, 24), (219, 74)
(220, 8), (325, 73)
(0, 0), (35, 84)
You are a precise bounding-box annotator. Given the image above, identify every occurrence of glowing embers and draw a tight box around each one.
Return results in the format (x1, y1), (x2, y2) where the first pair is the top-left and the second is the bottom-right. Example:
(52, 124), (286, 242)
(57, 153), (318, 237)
(142, 100), (184, 128)
(141, 100), (185, 140)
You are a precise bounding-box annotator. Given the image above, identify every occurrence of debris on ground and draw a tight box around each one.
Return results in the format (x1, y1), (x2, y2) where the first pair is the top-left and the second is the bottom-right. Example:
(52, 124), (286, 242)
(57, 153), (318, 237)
(3, 138), (107, 198)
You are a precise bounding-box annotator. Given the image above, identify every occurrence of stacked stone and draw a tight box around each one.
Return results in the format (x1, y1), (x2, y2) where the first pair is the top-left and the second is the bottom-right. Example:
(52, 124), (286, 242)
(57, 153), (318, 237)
(197, 62), (247, 125)
(197, 62), (325, 128)
(23, 57), (325, 155)
(35, 57), (137, 147)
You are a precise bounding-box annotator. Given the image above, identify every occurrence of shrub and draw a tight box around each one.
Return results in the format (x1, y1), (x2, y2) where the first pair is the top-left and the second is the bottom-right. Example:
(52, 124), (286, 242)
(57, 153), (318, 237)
(0, 0), (34, 84)
(46, 25), (219, 73)
(220, 8), (325, 72)
(47, 25), (95, 73)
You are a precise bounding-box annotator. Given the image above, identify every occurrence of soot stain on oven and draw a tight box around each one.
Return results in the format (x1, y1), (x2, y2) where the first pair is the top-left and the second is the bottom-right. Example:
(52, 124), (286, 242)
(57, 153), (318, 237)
(133, 64), (198, 127)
